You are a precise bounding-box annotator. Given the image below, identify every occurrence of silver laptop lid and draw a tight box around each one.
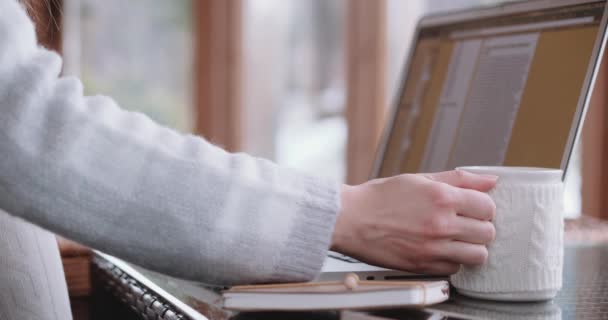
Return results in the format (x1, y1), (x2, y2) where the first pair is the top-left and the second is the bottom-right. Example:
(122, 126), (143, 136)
(373, 0), (608, 180)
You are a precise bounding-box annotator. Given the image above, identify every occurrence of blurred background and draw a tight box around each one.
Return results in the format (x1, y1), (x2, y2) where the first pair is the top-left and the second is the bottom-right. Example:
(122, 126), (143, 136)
(36, 0), (606, 221)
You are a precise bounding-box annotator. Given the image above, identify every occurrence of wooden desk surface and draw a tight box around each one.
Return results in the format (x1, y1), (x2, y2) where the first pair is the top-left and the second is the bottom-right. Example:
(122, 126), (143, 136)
(92, 217), (608, 320)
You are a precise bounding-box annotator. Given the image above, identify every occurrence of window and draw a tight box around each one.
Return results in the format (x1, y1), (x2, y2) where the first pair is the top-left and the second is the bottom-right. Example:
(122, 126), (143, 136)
(62, 0), (194, 132)
(242, 0), (347, 181)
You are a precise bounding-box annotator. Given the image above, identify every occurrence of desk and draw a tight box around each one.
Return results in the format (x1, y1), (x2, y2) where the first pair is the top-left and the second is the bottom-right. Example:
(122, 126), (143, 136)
(92, 242), (608, 320)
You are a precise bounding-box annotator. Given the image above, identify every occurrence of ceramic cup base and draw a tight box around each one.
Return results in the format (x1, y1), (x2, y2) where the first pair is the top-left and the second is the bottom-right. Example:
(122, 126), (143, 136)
(456, 288), (558, 302)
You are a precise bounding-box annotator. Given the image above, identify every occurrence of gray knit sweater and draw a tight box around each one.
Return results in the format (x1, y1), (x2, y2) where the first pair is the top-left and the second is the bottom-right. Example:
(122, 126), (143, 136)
(0, 0), (340, 285)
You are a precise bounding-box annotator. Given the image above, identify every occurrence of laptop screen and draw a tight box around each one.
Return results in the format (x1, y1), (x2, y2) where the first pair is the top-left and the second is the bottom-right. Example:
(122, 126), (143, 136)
(378, 1), (607, 178)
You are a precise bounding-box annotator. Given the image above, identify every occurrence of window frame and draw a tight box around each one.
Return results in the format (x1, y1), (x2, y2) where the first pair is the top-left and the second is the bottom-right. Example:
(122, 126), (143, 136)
(193, 0), (244, 152)
(583, 49), (608, 218)
(345, 0), (388, 184)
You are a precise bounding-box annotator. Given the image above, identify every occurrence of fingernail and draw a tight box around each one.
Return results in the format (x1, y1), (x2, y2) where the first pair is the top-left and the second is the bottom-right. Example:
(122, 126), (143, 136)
(481, 174), (499, 181)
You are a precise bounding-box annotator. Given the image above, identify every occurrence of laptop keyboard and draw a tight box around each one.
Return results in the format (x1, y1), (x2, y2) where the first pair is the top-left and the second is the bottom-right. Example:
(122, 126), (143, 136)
(328, 251), (361, 263)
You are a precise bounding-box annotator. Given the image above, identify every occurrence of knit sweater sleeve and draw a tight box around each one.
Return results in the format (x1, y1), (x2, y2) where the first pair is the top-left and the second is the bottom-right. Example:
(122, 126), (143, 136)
(0, 0), (340, 285)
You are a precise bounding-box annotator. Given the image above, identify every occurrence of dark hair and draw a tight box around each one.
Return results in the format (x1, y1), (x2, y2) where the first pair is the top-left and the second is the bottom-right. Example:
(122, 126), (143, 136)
(20, 0), (40, 20)
(21, 0), (57, 24)
(20, 0), (62, 49)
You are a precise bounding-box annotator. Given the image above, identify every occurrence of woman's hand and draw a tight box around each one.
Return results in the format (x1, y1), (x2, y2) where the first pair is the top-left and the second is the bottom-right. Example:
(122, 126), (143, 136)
(332, 170), (497, 275)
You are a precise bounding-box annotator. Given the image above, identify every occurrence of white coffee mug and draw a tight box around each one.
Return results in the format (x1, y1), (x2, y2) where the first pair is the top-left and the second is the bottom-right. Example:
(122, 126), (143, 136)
(450, 166), (564, 301)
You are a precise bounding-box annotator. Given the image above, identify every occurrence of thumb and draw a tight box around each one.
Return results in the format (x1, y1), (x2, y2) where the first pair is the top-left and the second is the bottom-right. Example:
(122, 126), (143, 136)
(424, 170), (498, 192)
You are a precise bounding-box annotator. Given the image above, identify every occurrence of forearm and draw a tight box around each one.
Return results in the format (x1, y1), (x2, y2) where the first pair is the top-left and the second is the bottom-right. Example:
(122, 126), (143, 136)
(0, 0), (340, 285)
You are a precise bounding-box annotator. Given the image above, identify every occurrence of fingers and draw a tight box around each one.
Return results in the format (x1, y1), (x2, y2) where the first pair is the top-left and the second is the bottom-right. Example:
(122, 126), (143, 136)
(426, 170), (498, 192)
(452, 216), (495, 244)
(452, 187), (496, 221)
(418, 261), (461, 275)
(439, 240), (488, 266)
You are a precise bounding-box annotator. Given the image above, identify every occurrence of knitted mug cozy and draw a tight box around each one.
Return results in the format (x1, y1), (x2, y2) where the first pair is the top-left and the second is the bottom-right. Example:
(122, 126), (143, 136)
(451, 176), (564, 297)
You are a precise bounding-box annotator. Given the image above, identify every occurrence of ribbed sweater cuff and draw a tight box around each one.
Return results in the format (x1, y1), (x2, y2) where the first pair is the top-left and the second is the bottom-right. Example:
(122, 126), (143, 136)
(269, 175), (340, 282)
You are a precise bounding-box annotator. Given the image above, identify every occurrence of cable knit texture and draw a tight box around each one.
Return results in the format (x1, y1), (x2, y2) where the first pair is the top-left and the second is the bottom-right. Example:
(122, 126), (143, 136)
(0, 0), (340, 287)
(451, 181), (564, 293)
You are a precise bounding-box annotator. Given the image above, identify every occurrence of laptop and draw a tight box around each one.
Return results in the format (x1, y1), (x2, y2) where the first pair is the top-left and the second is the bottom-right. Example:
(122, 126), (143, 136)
(318, 0), (608, 282)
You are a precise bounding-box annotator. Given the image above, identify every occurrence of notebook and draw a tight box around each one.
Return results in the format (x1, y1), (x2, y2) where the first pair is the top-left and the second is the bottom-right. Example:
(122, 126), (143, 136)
(222, 280), (450, 311)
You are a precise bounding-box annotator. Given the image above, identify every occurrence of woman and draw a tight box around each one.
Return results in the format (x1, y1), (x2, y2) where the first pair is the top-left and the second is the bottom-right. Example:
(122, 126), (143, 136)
(0, 0), (497, 318)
